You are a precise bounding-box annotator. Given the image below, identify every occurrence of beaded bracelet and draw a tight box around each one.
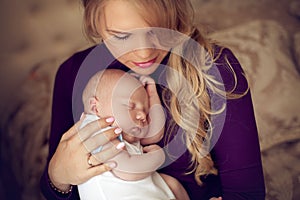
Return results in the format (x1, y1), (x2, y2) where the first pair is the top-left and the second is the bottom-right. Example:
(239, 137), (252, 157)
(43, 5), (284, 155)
(49, 178), (73, 194)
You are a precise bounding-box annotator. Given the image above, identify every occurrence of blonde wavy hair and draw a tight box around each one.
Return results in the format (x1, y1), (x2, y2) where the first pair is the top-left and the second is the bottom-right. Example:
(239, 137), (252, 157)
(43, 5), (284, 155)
(81, 0), (244, 185)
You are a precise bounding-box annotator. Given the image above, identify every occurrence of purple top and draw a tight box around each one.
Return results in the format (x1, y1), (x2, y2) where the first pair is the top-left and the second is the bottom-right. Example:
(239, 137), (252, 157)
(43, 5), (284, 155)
(40, 44), (265, 200)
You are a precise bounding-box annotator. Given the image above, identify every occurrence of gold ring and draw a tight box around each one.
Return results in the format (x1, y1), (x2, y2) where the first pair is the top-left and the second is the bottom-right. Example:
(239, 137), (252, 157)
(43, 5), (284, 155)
(87, 153), (94, 167)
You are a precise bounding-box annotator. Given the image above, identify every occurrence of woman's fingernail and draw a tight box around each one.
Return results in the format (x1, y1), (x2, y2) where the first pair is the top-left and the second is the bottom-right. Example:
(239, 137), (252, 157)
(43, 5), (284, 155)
(116, 142), (125, 150)
(107, 162), (117, 169)
(114, 128), (122, 134)
(106, 117), (114, 123)
(80, 113), (85, 120)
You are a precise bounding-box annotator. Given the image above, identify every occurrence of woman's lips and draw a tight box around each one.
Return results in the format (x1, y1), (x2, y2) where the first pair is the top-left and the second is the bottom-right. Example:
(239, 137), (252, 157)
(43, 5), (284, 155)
(133, 57), (157, 68)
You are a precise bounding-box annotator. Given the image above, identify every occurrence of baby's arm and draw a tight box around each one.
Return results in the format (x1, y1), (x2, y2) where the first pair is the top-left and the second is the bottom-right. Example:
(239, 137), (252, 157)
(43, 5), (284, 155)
(138, 75), (165, 145)
(103, 141), (165, 181)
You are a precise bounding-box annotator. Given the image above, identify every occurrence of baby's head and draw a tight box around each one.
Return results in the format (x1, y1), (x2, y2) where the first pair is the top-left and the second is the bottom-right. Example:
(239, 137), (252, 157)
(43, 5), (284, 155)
(82, 69), (149, 142)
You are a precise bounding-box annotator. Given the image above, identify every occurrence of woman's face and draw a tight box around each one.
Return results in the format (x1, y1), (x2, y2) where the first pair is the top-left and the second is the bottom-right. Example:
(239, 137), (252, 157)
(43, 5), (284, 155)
(98, 0), (170, 75)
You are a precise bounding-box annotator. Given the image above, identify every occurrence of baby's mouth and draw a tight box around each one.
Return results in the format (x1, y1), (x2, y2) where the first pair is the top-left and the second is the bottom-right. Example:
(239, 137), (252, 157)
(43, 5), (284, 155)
(130, 127), (142, 136)
(126, 126), (149, 139)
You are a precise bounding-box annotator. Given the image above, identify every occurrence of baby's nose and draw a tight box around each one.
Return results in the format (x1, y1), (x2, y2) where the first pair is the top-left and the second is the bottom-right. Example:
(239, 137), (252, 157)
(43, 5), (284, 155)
(136, 110), (147, 125)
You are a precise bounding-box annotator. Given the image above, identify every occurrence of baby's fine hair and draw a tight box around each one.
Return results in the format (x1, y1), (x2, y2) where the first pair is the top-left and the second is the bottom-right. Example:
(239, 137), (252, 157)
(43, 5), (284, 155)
(82, 69), (129, 113)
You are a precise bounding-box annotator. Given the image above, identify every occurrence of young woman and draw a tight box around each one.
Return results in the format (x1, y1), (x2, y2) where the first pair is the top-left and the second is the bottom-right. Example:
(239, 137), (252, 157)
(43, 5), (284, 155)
(40, 0), (266, 199)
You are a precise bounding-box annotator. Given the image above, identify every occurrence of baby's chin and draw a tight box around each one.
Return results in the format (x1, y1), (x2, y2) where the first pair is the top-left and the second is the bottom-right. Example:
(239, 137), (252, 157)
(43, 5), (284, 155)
(122, 133), (140, 143)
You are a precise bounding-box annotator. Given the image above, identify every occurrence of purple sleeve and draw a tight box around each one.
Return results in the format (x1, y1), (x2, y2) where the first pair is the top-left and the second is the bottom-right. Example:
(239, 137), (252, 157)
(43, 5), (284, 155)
(40, 44), (121, 199)
(39, 49), (91, 199)
(210, 48), (266, 199)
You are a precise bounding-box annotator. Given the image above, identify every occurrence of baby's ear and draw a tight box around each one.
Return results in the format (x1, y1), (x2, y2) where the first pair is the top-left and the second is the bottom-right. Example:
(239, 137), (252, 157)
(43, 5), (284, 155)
(89, 97), (99, 114)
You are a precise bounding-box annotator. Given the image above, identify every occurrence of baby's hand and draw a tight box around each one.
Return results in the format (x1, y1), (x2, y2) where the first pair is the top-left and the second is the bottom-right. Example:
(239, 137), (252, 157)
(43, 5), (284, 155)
(143, 144), (162, 153)
(139, 75), (157, 98)
(130, 73), (158, 100)
(130, 72), (155, 86)
(138, 75), (155, 86)
(130, 73), (165, 145)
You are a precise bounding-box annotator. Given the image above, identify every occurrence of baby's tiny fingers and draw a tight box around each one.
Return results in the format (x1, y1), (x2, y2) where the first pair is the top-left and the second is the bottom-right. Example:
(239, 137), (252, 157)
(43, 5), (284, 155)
(140, 75), (155, 85)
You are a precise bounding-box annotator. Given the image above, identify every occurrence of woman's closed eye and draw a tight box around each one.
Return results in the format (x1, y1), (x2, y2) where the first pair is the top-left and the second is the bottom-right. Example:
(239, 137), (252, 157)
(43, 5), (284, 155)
(112, 29), (155, 41)
(113, 33), (131, 41)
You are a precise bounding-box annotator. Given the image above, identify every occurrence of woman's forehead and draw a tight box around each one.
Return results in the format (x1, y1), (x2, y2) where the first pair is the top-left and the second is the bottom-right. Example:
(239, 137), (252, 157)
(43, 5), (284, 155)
(102, 0), (151, 31)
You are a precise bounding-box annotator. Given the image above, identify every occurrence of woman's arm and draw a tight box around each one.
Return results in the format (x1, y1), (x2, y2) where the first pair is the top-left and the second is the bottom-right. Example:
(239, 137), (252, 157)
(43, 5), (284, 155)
(40, 48), (123, 200)
(211, 48), (266, 199)
(40, 56), (81, 199)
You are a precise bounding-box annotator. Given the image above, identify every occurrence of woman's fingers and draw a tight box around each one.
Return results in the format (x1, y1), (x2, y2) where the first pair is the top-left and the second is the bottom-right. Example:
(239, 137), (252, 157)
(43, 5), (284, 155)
(49, 116), (123, 186)
(78, 117), (116, 141)
(61, 114), (86, 141)
(83, 127), (122, 152)
(86, 161), (117, 178)
(84, 141), (125, 179)
(89, 140), (125, 165)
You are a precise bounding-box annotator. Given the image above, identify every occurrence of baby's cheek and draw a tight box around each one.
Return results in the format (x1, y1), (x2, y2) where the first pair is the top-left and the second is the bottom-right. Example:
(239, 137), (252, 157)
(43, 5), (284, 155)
(129, 110), (137, 123)
(115, 109), (135, 128)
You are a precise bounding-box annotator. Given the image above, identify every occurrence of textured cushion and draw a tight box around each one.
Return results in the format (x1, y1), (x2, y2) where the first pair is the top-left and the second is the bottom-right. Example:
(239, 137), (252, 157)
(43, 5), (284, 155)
(210, 20), (300, 150)
(0, 1), (89, 199)
(1, 58), (60, 200)
(210, 20), (300, 200)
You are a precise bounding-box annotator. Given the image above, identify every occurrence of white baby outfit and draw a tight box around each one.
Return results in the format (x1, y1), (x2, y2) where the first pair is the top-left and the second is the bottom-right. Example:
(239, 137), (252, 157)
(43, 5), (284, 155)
(78, 114), (175, 200)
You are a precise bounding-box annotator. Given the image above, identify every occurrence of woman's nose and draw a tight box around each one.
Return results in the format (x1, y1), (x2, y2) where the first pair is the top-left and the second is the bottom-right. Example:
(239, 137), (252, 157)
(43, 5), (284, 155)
(133, 34), (155, 59)
(134, 48), (154, 59)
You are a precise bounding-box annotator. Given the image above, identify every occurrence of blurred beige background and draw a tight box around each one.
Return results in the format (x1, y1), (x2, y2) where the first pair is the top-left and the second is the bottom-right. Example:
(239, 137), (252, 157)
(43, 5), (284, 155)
(0, 0), (299, 199)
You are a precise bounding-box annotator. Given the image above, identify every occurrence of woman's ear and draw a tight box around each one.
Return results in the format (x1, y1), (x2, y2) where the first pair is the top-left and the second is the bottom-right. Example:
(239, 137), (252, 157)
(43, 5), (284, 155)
(89, 97), (99, 114)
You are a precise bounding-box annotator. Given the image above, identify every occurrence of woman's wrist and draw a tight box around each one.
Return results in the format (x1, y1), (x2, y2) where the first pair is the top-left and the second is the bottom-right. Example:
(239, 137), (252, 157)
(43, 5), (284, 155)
(48, 177), (73, 194)
(48, 165), (72, 194)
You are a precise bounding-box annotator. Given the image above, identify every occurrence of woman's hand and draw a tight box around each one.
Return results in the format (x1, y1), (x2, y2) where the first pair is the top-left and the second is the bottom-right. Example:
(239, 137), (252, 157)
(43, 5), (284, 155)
(48, 116), (124, 191)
